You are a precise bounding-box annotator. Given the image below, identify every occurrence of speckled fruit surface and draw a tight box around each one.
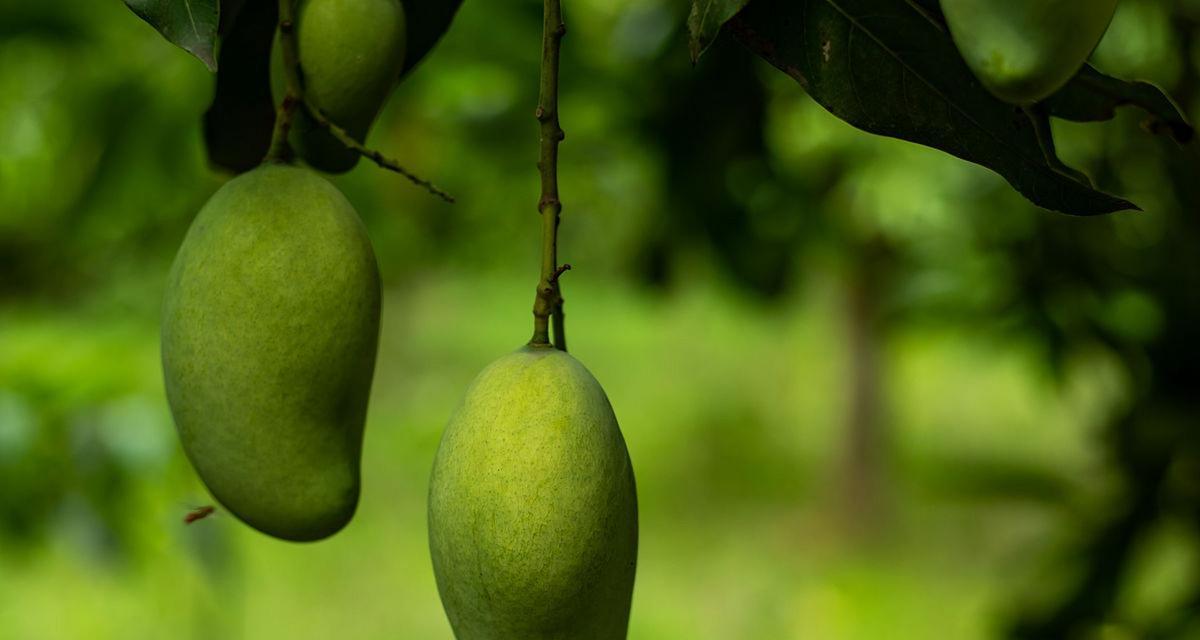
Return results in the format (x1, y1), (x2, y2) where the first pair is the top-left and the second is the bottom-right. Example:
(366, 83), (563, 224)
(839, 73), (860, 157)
(429, 346), (638, 639)
(162, 163), (380, 541)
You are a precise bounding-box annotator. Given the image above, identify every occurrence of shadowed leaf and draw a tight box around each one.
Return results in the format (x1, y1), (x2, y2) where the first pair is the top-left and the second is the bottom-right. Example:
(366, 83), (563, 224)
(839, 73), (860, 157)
(730, 0), (1135, 215)
(1047, 67), (1194, 144)
(688, 0), (753, 62)
(218, 0), (249, 36)
(202, 0), (277, 172)
(403, 0), (464, 75)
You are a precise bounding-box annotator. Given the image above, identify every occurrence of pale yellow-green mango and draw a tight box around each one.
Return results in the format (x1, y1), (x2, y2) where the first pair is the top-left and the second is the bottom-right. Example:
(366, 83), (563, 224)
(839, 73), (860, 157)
(429, 346), (638, 639)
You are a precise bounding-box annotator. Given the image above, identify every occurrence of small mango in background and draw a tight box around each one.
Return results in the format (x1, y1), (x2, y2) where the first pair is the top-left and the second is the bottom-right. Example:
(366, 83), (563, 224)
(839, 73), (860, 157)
(291, 0), (408, 173)
(941, 0), (1120, 104)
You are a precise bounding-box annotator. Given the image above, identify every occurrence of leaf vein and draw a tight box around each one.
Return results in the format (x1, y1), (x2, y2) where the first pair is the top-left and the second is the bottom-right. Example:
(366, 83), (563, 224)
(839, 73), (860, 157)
(182, 0), (201, 40)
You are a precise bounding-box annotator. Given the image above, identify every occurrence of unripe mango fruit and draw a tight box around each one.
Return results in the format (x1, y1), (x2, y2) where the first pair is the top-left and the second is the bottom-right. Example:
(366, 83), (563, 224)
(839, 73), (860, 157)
(291, 0), (407, 173)
(941, 0), (1119, 105)
(162, 163), (381, 542)
(429, 346), (638, 640)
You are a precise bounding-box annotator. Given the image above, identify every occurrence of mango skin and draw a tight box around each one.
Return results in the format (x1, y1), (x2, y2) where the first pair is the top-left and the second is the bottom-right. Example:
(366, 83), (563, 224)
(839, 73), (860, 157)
(429, 346), (638, 640)
(941, 0), (1119, 105)
(162, 163), (381, 542)
(292, 0), (407, 173)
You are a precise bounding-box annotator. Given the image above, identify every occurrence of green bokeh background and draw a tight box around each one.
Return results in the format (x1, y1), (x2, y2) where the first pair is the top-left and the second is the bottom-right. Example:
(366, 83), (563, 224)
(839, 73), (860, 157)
(2, 1), (1199, 638)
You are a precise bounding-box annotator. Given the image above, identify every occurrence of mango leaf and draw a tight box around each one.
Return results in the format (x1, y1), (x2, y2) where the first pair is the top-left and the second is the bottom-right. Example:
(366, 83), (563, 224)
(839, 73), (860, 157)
(203, 0), (277, 172)
(688, 0), (753, 63)
(730, 0), (1135, 215)
(218, 0), (250, 36)
(403, 0), (464, 75)
(1047, 68), (1194, 144)
(124, 0), (219, 71)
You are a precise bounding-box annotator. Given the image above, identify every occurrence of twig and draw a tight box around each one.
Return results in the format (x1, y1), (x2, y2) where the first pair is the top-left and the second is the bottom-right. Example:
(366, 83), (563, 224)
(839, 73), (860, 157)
(300, 103), (455, 203)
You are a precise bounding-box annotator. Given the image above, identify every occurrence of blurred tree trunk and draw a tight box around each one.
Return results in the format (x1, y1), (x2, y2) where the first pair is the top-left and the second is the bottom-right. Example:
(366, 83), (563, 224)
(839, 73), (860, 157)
(838, 247), (891, 537)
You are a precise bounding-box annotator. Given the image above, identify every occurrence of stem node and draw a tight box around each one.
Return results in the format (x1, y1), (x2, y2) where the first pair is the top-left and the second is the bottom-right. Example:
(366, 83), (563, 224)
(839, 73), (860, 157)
(538, 196), (560, 212)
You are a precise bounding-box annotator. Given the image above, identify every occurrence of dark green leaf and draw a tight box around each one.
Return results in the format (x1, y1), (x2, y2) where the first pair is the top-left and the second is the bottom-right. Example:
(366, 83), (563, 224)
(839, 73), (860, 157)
(403, 0), (464, 75)
(202, 0), (278, 172)
(1047, 67), (1194, 144)
(688, 0), (753, 63)
(218, 0), (250, 36)
(124, 0), (219, 71)
(730, 0), (1135, 215)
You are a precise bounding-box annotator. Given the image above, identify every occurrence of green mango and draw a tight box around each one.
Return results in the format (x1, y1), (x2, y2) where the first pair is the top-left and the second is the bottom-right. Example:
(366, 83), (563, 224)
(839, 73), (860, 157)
(941, 0), (1119, 105)
(291, 0), (407, 173)
(429, 346), (638, 640)
(162, 163), (381, 542)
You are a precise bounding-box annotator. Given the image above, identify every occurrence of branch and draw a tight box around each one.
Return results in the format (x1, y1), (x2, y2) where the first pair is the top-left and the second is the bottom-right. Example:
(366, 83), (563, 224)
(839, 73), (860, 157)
(265, 0), (455, 204)
(529, 0), (567, 349)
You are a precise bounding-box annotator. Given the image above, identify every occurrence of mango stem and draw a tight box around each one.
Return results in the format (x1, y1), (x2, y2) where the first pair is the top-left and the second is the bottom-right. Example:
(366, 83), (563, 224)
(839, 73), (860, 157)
(265, 0), (302, 163)
(530, 0), (568, 350)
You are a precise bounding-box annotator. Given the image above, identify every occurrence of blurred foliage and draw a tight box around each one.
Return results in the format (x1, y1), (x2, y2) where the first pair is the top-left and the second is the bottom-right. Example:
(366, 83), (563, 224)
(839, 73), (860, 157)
(1, 0), (1200, 638)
